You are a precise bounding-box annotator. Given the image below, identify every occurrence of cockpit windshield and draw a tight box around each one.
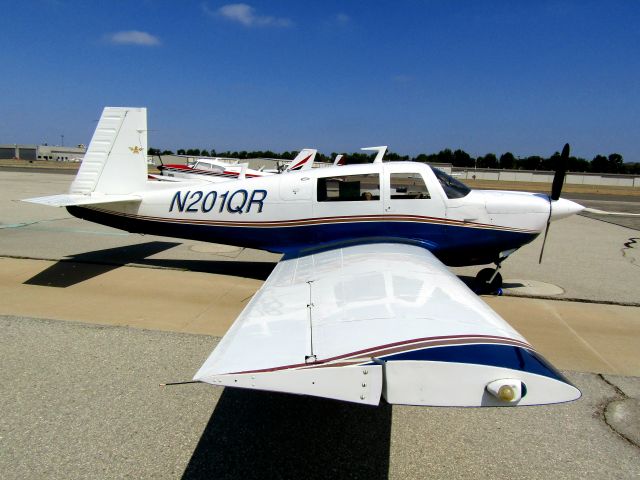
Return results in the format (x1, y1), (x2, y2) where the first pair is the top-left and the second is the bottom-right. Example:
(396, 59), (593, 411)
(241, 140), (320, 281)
(431, 167), (471, 199)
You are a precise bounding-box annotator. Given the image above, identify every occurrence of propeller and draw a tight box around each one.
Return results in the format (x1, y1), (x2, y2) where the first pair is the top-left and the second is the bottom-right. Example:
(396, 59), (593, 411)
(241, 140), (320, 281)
(538, 143), (570, 263)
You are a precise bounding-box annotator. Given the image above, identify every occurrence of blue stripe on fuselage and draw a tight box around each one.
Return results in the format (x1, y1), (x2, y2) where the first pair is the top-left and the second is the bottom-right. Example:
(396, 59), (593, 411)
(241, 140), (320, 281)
(66, 206), (538, 265)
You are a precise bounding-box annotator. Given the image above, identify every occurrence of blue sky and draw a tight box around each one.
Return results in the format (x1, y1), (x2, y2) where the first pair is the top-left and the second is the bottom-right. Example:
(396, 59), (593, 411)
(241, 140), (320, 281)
(1, 1), (639, 161)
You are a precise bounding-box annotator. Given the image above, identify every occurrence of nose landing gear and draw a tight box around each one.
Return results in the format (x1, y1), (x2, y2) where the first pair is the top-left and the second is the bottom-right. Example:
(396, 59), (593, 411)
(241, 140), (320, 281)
(473, 248), (516, 295)
(474, 266), (502, 294)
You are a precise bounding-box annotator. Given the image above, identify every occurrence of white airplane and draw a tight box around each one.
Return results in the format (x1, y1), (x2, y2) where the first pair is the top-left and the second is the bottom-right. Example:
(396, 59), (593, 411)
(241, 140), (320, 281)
(25, 107), (584, 407)
(157, 149), (317, 182)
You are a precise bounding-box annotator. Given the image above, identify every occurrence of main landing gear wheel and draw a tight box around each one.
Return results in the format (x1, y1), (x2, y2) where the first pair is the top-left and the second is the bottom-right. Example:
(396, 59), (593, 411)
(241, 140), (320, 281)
(474, 268), (503, 294)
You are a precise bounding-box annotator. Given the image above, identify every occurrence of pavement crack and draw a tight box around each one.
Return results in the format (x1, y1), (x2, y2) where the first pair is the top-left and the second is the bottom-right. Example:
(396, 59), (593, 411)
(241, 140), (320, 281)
(621, 237), (639, 268)
(0, 217), (68, 229)
(597, 374), (640, 450)
(239, 294), (254, 303)
(501, 292), (640, 307)
(598, 373), (628, 398)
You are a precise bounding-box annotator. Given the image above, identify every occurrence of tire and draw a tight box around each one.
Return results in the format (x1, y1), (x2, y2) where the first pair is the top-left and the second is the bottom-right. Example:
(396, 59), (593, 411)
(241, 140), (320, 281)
(474, 268), (502, 294)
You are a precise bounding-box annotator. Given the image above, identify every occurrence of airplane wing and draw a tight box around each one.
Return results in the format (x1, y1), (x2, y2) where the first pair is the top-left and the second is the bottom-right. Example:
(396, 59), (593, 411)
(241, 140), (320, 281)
(194, 243), (580, 406)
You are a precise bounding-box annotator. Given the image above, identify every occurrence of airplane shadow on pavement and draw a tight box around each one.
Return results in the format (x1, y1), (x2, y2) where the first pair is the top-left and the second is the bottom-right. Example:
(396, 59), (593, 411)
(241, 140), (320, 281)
(141, 258), (277, 280)
(182, 389), (392, 480)
(23, 241), (277, 287)
(23, 241), (181, 288)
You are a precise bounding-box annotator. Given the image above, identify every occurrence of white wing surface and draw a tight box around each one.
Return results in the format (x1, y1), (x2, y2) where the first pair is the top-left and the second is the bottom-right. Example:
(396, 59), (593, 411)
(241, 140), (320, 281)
(195, 243), (580, 406)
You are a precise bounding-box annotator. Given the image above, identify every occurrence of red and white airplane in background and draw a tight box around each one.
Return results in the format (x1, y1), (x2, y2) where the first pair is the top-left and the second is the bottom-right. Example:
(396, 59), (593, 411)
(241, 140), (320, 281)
(156, 149), (317, 182)
(25, 107), (584, 407)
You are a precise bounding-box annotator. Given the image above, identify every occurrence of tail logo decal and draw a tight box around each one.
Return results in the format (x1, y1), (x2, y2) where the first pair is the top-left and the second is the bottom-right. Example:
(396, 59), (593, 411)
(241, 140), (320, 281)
(288, 154), (312, 171)
(129, 146), (144, 154)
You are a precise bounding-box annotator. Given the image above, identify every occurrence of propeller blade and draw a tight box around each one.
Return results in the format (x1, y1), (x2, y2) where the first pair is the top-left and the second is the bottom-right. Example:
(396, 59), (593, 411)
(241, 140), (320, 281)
(538, 214), (552, 264)
(551, 143), (570, 200)
(540, 143), (570, 263)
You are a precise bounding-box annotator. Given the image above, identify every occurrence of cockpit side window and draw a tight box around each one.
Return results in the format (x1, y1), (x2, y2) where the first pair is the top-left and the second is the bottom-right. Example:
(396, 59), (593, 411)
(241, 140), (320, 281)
(431, 167), (471, 199)
(195, 162), (211, 171)
(390, 173), (431, 199)
(317, 173), (380, 201)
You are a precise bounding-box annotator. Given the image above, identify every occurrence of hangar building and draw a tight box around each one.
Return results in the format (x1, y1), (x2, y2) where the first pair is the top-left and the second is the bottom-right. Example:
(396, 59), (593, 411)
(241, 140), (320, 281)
(0, 144), (86, 162)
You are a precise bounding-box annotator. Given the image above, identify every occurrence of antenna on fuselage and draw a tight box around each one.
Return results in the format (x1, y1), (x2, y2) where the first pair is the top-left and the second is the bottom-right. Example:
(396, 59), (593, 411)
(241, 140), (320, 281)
(361, 146), (387, 163)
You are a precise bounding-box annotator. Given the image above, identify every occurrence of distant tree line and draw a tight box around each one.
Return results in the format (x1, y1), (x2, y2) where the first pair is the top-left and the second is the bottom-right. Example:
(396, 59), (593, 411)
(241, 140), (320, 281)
(148, 147), (640, 175)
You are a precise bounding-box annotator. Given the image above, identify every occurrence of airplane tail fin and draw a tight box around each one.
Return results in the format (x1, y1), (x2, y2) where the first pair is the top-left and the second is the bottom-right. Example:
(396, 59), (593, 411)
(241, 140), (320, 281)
(23, 107), (148, 208)
(284, 148), (317, 172)
(70, 107), (148, 195)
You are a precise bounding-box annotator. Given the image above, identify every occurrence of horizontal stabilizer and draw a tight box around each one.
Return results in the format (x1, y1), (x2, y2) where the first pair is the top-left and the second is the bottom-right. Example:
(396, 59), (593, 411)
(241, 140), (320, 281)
(22, 193), (141, 207)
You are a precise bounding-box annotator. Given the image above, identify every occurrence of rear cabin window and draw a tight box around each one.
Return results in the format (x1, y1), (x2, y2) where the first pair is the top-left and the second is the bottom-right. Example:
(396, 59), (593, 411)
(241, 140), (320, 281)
(317, 173), (380, 201)
(390, 173), (430, 199)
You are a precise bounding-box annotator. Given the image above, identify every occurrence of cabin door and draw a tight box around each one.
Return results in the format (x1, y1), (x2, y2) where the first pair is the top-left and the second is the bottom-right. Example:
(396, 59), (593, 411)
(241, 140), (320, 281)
(382, 164), (446, 219)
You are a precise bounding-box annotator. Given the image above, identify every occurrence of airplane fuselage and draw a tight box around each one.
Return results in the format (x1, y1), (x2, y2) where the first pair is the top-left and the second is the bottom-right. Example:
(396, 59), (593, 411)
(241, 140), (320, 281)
(66, 161), (565, 266)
